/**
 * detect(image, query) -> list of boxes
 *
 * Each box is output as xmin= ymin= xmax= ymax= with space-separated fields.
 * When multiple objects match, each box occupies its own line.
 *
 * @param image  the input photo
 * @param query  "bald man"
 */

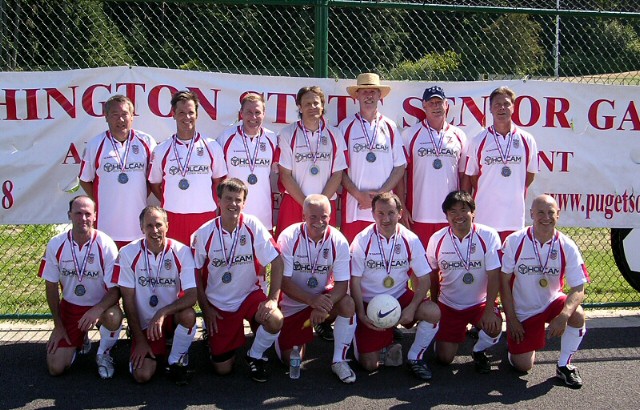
xmin=500 ymin=195 xmax=589 ymax=388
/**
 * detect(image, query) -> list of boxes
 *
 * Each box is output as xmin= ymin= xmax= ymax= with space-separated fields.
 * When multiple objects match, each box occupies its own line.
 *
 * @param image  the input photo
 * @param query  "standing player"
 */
xmin=426 ymin=191 xmax=502 ymax=373
xmin=217 ymin=93 xmax=277 ymax=232
xmin=192 ymin=178 xmax=284 ymax=382
xmin=500 ymin=195 xmax=588 ymax=388
xmin=464 ymin=86 xmax=538 ymax=242
xmin=276 ymin=194 xmax=357 ymax=383
xmin=149 ymin=90 xmax=227 ymax=246
xmin=79 ymin=94 xmax=156 ymax=248
xmin=350 ymin=192 xmax=440 ymax=380
xmin=38 ymin=196 xmax=122 ymax=378
xmin=276 ymin=86 xmax=347 ymax=236
xmin=114 ymin=206 xmax=198 ymax=385
xmin=339 ymin=73 xmax=406 ymax=243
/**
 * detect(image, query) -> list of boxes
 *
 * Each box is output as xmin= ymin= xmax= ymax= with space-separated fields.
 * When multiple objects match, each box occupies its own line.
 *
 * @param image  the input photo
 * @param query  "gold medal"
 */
xmin=539 ymin=278 xmax=548 ymax=288
xmin=383 ymin=276 xmax=395 ymax=288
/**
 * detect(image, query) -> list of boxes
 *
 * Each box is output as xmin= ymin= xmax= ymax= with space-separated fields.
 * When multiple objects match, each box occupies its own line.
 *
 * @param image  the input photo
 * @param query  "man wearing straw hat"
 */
xmin=339 ymin=73 xmax=406 ymax=243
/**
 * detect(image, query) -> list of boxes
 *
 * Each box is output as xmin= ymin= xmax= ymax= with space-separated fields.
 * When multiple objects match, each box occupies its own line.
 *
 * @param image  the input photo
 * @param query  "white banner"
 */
xmin=1 ymin=66 xmax=639 ymax=227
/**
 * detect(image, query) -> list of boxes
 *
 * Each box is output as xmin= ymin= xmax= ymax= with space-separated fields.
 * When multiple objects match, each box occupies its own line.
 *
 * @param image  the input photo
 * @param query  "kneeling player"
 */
xmin=115 ymin=206 xmax=198 ymax=385
xmin=426 ymin=191 xmax=502 ymax=373
xmin=350 ymin=192 xmax=440 ymax=381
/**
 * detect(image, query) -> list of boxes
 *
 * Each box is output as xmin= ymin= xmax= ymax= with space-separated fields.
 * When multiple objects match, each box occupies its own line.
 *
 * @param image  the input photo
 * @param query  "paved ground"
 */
xmin=1 ymin=310 xmax=638 ymax=409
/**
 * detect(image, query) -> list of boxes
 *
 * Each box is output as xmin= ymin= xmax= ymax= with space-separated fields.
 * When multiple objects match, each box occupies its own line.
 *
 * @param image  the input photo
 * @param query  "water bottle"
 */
xmin=289 ymin=345 xmax=301 ymax=379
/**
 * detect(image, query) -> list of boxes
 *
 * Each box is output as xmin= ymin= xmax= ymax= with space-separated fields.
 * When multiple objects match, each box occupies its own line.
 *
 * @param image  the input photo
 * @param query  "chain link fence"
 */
xmin=1 ymin=0 xmax=639 ymax=324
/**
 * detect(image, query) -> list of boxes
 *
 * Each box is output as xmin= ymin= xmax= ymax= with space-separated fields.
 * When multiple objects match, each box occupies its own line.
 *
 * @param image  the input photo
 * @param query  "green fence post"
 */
xmin=314 ymin=0 xmax=329 ymax=78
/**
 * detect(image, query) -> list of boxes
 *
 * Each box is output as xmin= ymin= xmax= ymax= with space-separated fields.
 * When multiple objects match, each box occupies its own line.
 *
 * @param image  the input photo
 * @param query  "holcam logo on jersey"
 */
xmin=440 ymin=260 xmax=482 ymax=270
xmin=138 ymin=276 xmax=177 ymax=287
xmin=417 ymin=147 xmax=458 ymax=157
xmin=517 ymin=264 xmax=560 ymax=275
xmin=293 ymin=261 xmax=330 ymax=273
xmin=61 ymin=269 xmax=101 ymax=278
xmin=294 ymin=152 xmax=331 ymax=162
xmin=484 ymin=155 xmax=523 ymax=165
xmin=353 ymin=142 xmax=389 ymax=153
xmin=229 ymin=157 xmax=270 ymax=167
xmin=366 ymin=259 xmax=408 ymax=269
xmin=103 ymin=162 xmax=145 ymax=172
xmin=168 ymin=165 xmax=210 ymax=175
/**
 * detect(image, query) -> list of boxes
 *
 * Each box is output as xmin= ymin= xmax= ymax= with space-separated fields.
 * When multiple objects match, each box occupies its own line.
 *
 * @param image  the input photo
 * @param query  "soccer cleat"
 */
xmin=167 ymin=362 xmax=191 ymax=386
xmin=245 ymin=355 xmax=269 ymax=383
xmin=96 ymin=353 xmax=115 ymax=379
xmin=382 ymin=343 xmax=403 ymax=367
xmin=79 ymin=334 xmax=92 ymax=355
xmin=407 ymin=359 xmax=433 ymax=381
xmin=556 ymin=364 xmax=583 ymax=389
xmin=472 ymin=351 xmax=491 ymax=374
xmin=314 ymin=322 xmax=334 ymax=341
xmin=331 ymin=361 xmax=356 ymax=384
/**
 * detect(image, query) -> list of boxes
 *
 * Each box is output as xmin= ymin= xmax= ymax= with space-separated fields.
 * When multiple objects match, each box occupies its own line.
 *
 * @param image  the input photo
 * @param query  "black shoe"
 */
xmin=314 ymin=322 xmax=334 ymax=341
xmin=407 ymin=359 xmax=432 ymax=381
xmin=167 ymin=363 xmax=191 ymax=386
xmin=467 ymin=326 xmax=480 ymax=340
xmin=472 ymin=351 xmax=491 ymax=374
xmin=556 ymin=364 xmax=583 ymax=389
xmin=392 ymin=327 xmax=404 ymax=341
xmin=246 ymin=355 xmax=269 ymax=382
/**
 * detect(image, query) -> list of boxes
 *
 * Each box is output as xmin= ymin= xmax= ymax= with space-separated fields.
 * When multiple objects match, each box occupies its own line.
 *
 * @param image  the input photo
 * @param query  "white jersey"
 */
xmin=350 ymin=223 xmax=429 ymax=303
xmin=114 ymin=238 xmax=196 ymax=330
xmin=217 ymin=124 xmax=277 ymax=228
xmin=192 ymin=213 xmax=280 ymax=312
xmin=426 ymin=223 xmax=501 ymax=310
xmin=402 ymin=121 xmax=467 ymax=223
xmin=501 ymin=227 xmax=589 ymax=322
xmin=340 ymin=113 xmax=406 ymax=223
xmin=149 ymin=133 xmax=227 ymax=214
xmin=464 ymin=125 xmax=538 ymax=231
xmin=277 ymin=222 xmax=350 ymax=317
xmin=38 ymin=229 xmax=118 ymax=307
xmin=277 ymin=119 xmax=347 ymax=200
xmin=79 ymin=130 xmax=156 ymax=241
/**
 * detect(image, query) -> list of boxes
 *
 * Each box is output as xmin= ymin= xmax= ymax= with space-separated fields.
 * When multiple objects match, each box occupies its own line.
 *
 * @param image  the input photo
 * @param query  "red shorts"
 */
xmin=411 ymin=222 xmax=448 ymax=250
xmin=507 ymin=295 xmax=567 ymax=355
xmin=58 ymin=299 xmax=91 ymax=348
xmin=436 ymin=302 xmax=500 ymax=344
xmin=276 ymin=194 xmax=337 ymax=238
xmin=166 ymin=211 xmax=216 ymax=246
xmin=207 ymin=289 xmax=265 ymax=357
xmin=131 ymin=315 xmax=176 ymax=357
xmin=355 ymin=291 xmax=415 ymax=354
xmin=277 ymin=307 xmax=315 ymax=352
xmin=340 ymin=220 xmax=373 ymax=244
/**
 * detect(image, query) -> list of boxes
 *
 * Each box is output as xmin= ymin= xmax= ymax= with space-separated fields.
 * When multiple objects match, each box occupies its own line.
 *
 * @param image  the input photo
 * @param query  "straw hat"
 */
xmin=347 ymin=73 xmax=391 ymax=99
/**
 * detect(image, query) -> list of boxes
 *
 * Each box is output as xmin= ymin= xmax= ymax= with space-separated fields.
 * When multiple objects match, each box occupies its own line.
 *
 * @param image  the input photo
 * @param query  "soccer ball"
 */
xmin=366 ymin=294 xmax=401 ymax=329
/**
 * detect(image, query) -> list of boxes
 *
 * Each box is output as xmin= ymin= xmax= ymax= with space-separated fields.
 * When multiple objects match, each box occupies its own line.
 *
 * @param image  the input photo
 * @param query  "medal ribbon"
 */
xmin=374 ymin=225 xmax=400 ymax=278
xmin=238 ymin=125 xmax=263 ymax=175
xmin=357 ymin=112 xmax=380 ymax=152
xmin=531 ymin=227 xmax=558 ymax=275
xmin=171 ymin=132 xmax=199 ymax=179
xmin=490 ymin=126 xmax=514 ymax=166
xmin=216 ymin=217 xmax=241 ymax=274
xmin=423 ymin=120 xmax=446 ymax=157
xmin=142 ymin=239 xmax=169 ymax=294
xmin=300 ymin=118 xmax=325 ymax=167
xmin=67 ymin=230 xmax=97 ymax=283
xmin=302 ymin=223 xmax=331 ymax=281
xmin=447 ymin=225 xmax=475 ymax=272
xmin=106 ymin=130 xmax=133 ymax=174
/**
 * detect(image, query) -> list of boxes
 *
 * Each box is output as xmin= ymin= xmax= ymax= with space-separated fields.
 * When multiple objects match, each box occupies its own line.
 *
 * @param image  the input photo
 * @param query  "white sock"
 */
xmin=248 ymin=325 xmax=279 ymax=360
xmin=473 ymin=329 xmax=501 ymax=352
xmin=407 ymin=321 xmax=439 ymax=361
xmin=332 ymin=315 xmax=356 ymax=363
xmin=558 ymin=325 xmax=586 ymax=367
xmin=97 ymin=324 xmax=122 ymax=355
xmin=168 ymin=324 xmax=197 ymax=365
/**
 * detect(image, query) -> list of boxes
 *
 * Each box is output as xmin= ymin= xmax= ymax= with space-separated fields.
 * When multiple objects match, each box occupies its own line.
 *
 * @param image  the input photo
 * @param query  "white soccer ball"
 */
xmin=366 ymin=294 xmax=401 ymax=329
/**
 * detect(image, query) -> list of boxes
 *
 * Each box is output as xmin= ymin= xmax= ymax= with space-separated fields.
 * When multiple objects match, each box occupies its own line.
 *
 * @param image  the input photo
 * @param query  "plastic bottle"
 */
xmin=289 ymin=345 xmax=301 ymax=379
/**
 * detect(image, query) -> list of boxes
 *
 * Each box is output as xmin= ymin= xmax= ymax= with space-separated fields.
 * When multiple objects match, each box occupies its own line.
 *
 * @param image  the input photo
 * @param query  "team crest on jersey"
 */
xmin=470 ymin=243 xmax=477 ymax=254
xmin=513 ymin=138 xmax=520 ymax=149
xmin=550 ymin=249 xmax=558 ymax=260
xmin=132 ymin=144 xmax=139 ymax=155
xmin=394 ymin=244 xmax=401 ymax=254
xmin=321 ymin=136 xmax=328 ymax=145
xmin=197 ymin=147 xmax=204 ymax=156
xmin=260 ymin=142 xmax=266 ymax=152
xmin=164 ymin=259 xmax=172 ymax=270
xmin=322 ymin=248 xmax=329 ymax=259
xmin=240 ymin=235 xmax=247 ymax=246
xmin=87 ymin=254 xmax=95 ymax=264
